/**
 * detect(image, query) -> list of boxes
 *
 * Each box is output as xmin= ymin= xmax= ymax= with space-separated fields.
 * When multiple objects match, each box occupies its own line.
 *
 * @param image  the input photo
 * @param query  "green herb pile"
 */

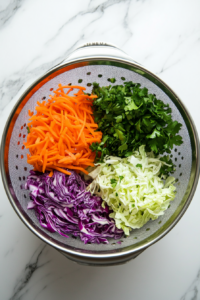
xmin=90 ymin=81 xmax=183 ymax=176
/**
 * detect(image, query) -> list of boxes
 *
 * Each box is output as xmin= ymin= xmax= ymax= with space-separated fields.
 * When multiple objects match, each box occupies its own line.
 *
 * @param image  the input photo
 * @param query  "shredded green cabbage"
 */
xmin=87 ymin=145 xmax=176 ymax=235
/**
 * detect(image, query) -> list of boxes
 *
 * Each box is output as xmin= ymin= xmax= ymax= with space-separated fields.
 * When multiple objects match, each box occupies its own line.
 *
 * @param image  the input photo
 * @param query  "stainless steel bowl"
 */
xmin=1 ymin=42 xmax=199 ymax=266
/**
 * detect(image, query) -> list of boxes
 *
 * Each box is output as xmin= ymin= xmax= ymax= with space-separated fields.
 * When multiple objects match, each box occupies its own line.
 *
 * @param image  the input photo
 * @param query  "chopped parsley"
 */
xmin=136 ymin=164 xmax=142 ymax=168
xmin=110 ymin=178 xmax=117 ymax=188
xmin=90 ymin=81 xmax=183 ymax=176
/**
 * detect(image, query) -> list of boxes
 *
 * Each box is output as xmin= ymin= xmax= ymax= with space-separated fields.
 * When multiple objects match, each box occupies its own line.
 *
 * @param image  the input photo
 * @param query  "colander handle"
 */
xmin=72 ymin=41 xmax=141 ymax=65
xmin=47 ymin=41 xmax=141 ymax=74
xmin=75 ymin=41 xmax=121 ymax=50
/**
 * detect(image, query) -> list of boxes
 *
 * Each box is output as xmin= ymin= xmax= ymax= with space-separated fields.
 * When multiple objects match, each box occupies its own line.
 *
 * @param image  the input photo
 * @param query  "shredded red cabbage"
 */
xmin=22 ymin=170 xmax=123 ymax=244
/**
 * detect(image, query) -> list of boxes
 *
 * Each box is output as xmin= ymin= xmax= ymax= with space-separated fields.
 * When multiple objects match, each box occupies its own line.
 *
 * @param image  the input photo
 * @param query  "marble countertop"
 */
xmin=1 ymin=0 xmax=200 ymax=299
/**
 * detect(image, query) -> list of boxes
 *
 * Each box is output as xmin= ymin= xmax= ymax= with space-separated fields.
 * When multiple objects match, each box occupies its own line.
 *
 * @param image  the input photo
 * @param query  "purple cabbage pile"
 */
xmin=22 ymin=170 xmax=123 ymax=244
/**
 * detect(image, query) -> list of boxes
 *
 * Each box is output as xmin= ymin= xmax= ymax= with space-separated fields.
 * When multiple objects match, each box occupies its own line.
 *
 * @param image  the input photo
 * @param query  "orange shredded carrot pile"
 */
xmin=24 ymin=84 xmax=102 ymax=176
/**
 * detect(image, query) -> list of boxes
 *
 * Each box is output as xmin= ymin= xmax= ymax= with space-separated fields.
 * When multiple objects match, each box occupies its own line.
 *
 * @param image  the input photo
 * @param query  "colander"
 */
xmin=1 ymin=42 xmax=199 ymax=266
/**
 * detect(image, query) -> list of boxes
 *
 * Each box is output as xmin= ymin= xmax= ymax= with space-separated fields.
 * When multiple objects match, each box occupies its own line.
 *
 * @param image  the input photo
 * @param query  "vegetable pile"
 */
xmin=87 ymin=145 xmax=176 ymax=235
xmin=23 ymin=80 xmax=182 ymax=244
xmin=23 ymin=170 xmax=123 ymax=244
xmin=24 ymin=84 xmax=102 ymax=176
xmin=91 ymin=81 xmax=183 ymax=175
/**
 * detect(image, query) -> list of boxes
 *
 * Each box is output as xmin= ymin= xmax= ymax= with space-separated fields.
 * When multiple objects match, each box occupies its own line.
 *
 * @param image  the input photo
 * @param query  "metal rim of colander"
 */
xmin=1 ymin=55 xmax=200 ymax=260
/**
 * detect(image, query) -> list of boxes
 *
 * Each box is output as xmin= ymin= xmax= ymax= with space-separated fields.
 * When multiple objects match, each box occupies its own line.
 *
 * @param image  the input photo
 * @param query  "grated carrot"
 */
xmin=24 ymin=84 xmax=102 ymax=176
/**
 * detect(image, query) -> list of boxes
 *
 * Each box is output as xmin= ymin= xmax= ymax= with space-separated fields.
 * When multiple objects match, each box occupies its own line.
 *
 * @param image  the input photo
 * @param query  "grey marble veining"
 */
xmin=0 ymin=0 xmax=200 ymax=300
xmin=181 ymin=270 xmax=200 ymax=300
xmin=9 ymin=245 xmax=47 ymax=300
xmin=0 ymin=0 xmax=149 ymax=113
xmin=0 ymin=0 xmax=25 ymax=29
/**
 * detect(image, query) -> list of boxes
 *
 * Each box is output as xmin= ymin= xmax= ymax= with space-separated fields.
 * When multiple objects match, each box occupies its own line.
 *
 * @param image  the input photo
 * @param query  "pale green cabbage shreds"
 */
xmin=87 ymin=145 xmax=176 ymax=235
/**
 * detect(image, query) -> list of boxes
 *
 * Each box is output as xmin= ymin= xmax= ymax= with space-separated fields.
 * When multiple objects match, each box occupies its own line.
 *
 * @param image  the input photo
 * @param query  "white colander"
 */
xmin=1 ymin=42 xmax=199 ymax=266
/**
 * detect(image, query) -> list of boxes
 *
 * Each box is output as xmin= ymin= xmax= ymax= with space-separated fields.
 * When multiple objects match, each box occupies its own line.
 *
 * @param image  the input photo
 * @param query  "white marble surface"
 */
xmin=0 ymin=0 xmax=200 ymax=299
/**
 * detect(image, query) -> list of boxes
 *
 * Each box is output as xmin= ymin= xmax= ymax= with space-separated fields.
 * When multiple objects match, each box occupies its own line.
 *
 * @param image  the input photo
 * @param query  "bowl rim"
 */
xmin=1 ymin=55 xmax=200 ymax=260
